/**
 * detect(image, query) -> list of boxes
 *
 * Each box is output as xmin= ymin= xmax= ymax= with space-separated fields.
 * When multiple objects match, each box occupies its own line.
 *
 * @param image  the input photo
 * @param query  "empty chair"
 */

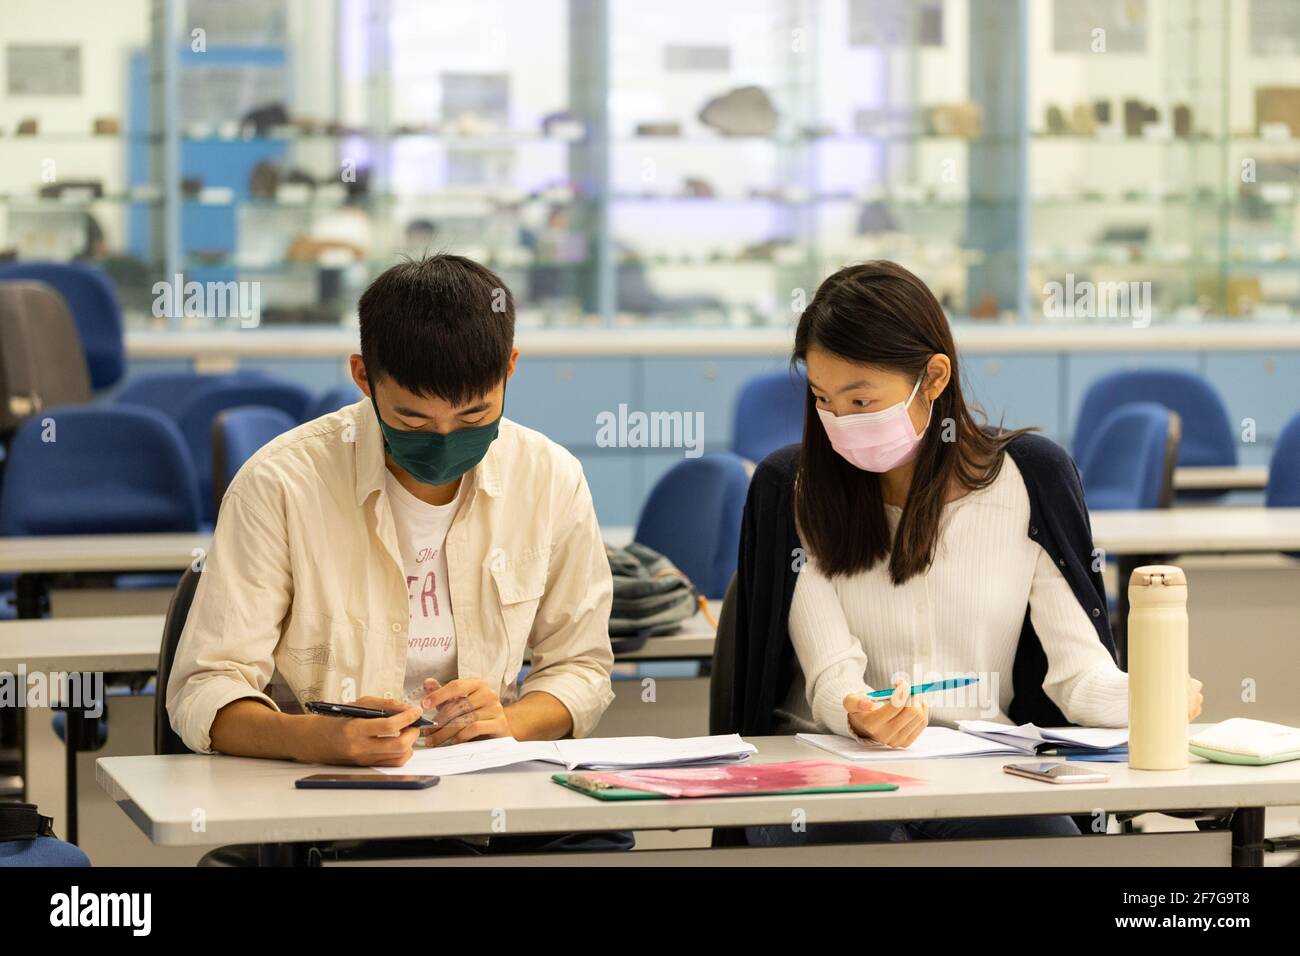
xmin=732 ymin=370 xmax=807 ymax=464
xmin=1078 ymin=403 xmax=1180 ymax=511
xmin=116 ymin=368 xmax=271 ymax=416
xmin=633 ymin=453 xmax=750 ymax=599
xmin=212 ymin=406 xmax=297 ymax=504
xmin=0 ymin=405 xmax=201 ymax=535
xmin=1073 ymin=369 xmax=1234 ymax=498
xmin=0 ymin=281 xmax=93 ymax=436
xmin=306 ymin=382 xmax=363 ymax=420
xmin=1266 ymin=411 xmax=1300 ymax=508
xmin=173 ymin=378 xmax=311 ymax=523
xmin=0 ymin=261 xmax=125 ymax=390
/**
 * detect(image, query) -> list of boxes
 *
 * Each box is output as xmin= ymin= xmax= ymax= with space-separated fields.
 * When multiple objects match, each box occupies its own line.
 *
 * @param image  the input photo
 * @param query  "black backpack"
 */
xmin=606 ymin=541 xmax=703 ymax=651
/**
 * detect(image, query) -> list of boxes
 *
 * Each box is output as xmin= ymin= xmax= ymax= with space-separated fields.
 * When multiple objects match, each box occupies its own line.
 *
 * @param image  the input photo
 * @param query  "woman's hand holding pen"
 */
xmin=843 ymin=679 xmax=929 ymax=748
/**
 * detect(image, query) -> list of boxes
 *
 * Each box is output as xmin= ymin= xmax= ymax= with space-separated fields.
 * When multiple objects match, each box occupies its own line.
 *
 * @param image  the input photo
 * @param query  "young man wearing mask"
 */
xmin=167 ymin=254 xmax=615 ymax=768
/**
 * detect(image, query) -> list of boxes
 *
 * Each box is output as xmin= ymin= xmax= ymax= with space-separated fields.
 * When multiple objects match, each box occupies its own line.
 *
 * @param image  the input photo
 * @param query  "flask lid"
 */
xmin=1128 ymin=564 xmax=1186 ymax=588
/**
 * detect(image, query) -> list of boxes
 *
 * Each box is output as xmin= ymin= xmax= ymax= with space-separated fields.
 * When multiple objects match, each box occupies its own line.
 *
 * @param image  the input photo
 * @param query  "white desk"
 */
xmin=96 ymin=730 xmax=1295 ymax=866
xmin=0 ymin=608 xmax=715 ymax=674
xmin=1173 ymin=466 xmax=1269 ymax=494
xmin=0 ymin=606 xmax=713 ymax=848
xmin=1090 ymin=507 xmax=1300 ymax=667
xmin=1090 ymin=507 xmax=1300 ymax=555
xmin=0 ymin=533 xmax=211 ymax=575
xmin=0 ymin=615 xmax=163 ymax=673
xmin=0 ymin=533 xmax=210 ymax=619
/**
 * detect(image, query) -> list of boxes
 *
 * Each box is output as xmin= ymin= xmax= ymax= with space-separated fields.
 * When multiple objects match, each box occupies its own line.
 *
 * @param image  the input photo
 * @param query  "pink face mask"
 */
xmin=817 ymin=373 xmax=932 ymax=473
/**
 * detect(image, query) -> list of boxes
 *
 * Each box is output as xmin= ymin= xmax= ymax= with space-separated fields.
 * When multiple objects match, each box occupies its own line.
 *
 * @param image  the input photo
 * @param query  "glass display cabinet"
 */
xmin=2 ymin=0 xmax=1297 ymax=330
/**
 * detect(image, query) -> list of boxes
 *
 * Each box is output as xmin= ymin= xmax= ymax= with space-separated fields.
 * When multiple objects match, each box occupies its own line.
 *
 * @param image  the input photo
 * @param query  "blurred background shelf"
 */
xmin=2 ymin=0 xmax=1296 ymax=331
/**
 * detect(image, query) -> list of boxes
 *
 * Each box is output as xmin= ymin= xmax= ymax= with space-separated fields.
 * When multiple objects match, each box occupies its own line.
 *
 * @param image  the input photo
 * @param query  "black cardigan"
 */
xmin=728 ymin=432 xmax=1118 ymax=735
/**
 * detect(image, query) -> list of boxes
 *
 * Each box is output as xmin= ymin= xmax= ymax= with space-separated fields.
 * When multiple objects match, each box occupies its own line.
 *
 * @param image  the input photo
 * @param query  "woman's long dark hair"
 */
xmin=793 ymin=261 xmax=1032 ymax=585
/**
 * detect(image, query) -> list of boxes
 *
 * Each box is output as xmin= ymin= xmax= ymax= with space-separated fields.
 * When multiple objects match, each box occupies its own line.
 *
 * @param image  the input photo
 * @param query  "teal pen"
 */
xmin=865 ymin=677 xmax=979 ymax=699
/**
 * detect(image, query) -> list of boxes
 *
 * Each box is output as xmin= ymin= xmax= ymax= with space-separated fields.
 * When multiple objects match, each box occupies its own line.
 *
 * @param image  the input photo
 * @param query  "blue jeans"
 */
xmin=746 ymin=814 xmax=1080 ymax=846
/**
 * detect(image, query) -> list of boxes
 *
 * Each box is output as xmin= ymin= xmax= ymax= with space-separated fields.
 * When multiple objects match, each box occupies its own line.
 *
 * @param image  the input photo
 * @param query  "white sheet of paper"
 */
xmin=372 ymin=737 xmax=555 ymax=776
xmin=373 ymin=733 xmax=757 ymax=775
xmin=553 ymin=734 xmax=756 ymax=769
xmin=797 ymin=727 xmax=1024 ymax=761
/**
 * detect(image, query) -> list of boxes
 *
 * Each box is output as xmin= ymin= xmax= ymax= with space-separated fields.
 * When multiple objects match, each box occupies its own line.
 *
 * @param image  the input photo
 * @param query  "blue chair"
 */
xmin=0 ymin=405 xmax=201 ymax=535
xmin=0 ymin=836 xmax=90 ymax=867
xmin=1073 ymin=369 xmax=1235 ymax=498
xmin=212 ymin=406 xmax=298 ymax=504
xmin=1078 ymin=403 xmax=1180 ymax=511
xmin=174 ymin=379 xmax=311 ymax=523
xmin=1266 ymin=411 xmax=1300 ymax=508
xmin=0 ymin=261 xmax=124 ymax=390
xmin=732 ymin=370 xmax=807 ymax=464
xmin=633 ymin=453 xmax=750 ymax=599
xmin=306 ymin=382 xmax=363 ymax=420
xmin=115 ymin=369 xmax=271 ymax=416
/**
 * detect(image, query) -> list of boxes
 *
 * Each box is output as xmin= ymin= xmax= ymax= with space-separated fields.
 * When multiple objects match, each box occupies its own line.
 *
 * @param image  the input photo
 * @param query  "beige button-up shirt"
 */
xmin=166 ymin=399 xmax=615 ymax=754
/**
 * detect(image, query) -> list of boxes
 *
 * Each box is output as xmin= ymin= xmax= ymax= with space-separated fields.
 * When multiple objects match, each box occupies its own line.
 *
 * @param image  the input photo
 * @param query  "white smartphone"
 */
xmin=1003 ymin=761 xmax=1109 ymax=784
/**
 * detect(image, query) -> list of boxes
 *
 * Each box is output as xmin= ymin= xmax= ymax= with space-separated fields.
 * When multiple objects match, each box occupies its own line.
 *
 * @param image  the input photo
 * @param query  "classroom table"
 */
xmin=95 ymin=729 xmax=1299 ymax=866
xmin=1089 ymin=507 xmax=1300 ymax=666
xmin=0 ymin=533 xmax=211 ymax=618
xmin=0 ymin=607 xmax=717 ymax=846
xmin=1172 ymin=466 xmax=1269 ymax=494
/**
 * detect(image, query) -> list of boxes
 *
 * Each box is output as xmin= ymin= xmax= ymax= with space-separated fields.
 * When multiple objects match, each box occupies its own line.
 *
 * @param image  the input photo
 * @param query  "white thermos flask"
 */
xmin=1127 ymin=565 xmax=1189 ymax=770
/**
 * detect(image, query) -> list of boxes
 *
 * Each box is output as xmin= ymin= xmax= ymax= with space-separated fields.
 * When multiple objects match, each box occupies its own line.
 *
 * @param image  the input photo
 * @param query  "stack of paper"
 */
xmin=373 ymin=734 xmax=757 ymax=777
xmin=797 ymin=723 xmax=1128 ymax=762
xmin=797 ymin=727 xmax=1027 ymax=761
xmin=955 ymin=720 xmax=1128 ymax=755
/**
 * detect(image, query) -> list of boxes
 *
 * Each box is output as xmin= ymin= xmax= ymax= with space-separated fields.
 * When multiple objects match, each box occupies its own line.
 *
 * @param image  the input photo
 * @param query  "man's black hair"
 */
xmin=359 ymin=254 xmax=515 ymax=405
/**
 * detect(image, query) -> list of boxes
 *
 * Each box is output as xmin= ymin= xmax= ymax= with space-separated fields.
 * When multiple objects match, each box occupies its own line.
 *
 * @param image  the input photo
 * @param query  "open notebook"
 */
xmin=372 ymin=734 xmax=757 ymax=776
xmin=798 ymin=722 xmax=1128 ymax=762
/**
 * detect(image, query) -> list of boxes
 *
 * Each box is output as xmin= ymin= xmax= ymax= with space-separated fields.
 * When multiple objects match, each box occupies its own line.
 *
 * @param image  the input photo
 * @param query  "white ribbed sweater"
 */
xmin=779 ymin=455 xmax=1130 ymax=738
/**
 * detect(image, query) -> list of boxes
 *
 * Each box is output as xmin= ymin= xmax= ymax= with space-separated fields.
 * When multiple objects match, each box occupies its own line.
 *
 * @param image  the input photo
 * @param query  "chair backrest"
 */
xmin=732 ymin=370 xmax=806 ymax=464
xmin=156 ymin=565 xmax=202 ymax=755
xmin=633 ymin=452 xmax=750 ymax=599
xmin=212 ymin=406 xmax=297 ymax=504
xmin=1266 ymin=411 xmax=1300 ymax=508
xmin=1078 ymin=402 xmax=1180 ymax=511
xmin=708 ymin=573 xmax=739 ymax=736
xmin=1073 ymin=368 xmax=1235 ymax=474
xmin=0 ymin=405 xmax=201 ymax=535
xmin=0 ymin=280 xmax=93 ymax=435
xmin=115 ymin=369 xmax=271 ymax=416
xmin=174 ymin=379 xmax=311 ymax=522
xmin=0 ymin=261 xmax=125 ymax=390
xmin=306 ymin=383 xmax=363 ymax=421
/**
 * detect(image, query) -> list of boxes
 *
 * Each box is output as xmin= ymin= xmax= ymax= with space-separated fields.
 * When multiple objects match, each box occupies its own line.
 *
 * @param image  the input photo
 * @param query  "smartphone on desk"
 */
xmin=1003 ymin=762 xmax=1109 ymax=784
xmin=296 ymin=774 xmax=440 ymax=790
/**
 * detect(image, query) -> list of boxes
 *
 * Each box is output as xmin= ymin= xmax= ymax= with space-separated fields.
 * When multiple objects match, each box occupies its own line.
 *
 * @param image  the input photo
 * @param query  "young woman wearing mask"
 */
xmin=731 ymin=260 xmax=1202 ymax=846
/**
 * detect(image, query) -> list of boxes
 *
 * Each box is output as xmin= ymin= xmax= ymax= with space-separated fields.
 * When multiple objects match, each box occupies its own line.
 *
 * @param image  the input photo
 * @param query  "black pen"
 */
xmin=304 ymin=700 xmax=438 ymax=728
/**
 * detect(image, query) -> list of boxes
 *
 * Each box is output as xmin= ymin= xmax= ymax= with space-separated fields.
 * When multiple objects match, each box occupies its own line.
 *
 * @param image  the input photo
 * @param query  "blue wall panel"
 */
xmin=641 ymin=356 xmax=792 ymax=450
xmin=961 ymin=353 xmax=1063 ymax=441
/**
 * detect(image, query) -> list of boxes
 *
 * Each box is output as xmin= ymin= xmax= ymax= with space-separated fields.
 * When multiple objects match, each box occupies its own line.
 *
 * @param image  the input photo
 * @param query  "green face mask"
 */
xmin=370 ymin=384 xmax=502 ymax=486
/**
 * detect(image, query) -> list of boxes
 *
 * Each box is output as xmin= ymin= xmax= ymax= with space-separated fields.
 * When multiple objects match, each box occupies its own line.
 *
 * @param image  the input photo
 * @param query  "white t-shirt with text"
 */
xmin=385 ymin=470 xmax=460 ymax=706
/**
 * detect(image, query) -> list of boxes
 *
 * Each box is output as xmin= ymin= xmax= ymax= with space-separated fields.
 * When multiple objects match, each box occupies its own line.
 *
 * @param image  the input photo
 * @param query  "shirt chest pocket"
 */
xmin=490 ymin=547 xmax=550 ymax=651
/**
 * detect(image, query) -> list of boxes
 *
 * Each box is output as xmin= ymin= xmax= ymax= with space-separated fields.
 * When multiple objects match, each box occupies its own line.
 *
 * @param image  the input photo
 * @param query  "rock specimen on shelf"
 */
xmin=698 ymin=85 xmax=778 ymax=137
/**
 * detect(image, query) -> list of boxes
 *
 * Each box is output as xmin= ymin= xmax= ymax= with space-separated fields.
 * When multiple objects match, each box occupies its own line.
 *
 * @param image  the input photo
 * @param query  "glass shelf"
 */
xmin=5 ymin=0 xmax=1299 ymax=331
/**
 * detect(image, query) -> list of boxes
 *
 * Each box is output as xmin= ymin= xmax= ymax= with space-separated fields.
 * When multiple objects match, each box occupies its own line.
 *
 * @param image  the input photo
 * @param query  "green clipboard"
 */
xmin=551 ymin=773 xmax=899 ymax=800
